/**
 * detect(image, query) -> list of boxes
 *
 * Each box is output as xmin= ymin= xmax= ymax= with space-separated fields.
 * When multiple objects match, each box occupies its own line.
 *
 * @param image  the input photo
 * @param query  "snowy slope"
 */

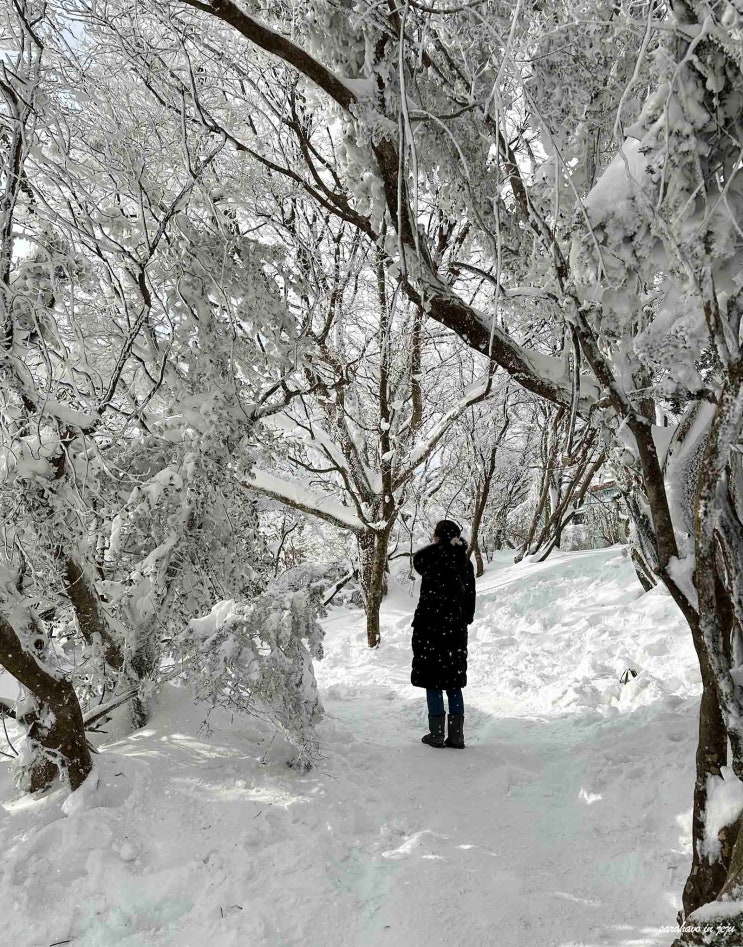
xmin=0 ymin=547 xmax=702 ymax=947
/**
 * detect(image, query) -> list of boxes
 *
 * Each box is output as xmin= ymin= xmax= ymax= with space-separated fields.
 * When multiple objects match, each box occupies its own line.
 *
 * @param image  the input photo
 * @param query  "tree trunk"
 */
xmin=64 ymin=557 xmax=124 ymax=672
xmin=48 ymin=439 xmax=125 ymax=676
xmin=22 ymin=681 xmax=92 ymax=793
xmin=471 ymin=540 xmax=484 ymax=578
xmin=469 ymin=483 xmax=490 ymax=576
xmin=469 ymin=485 xmax=487 ymax=577
xmin=674 ymin=367 xmax=743 ymax=934
xmin=358 ymin=528 xmax=391 ymax=648
xmin=680 ymin=649 xmax=732 ymax=918
xmin=630 ymin=545 xmax=657 ymax=593
xmin=128 ymin=643 xmax=159 ymax=729
xmin=0 ymin=608 xmax=92 ymax=792
xmin=65 ymin=554 xmax=155 ymax=727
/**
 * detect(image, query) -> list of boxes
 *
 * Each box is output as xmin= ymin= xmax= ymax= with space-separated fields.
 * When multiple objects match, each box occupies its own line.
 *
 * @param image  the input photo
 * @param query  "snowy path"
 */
xmin=1 ymin=547 xmax=702 ymax=946
xmin=312 ymin=548 xmax=698 ymax=946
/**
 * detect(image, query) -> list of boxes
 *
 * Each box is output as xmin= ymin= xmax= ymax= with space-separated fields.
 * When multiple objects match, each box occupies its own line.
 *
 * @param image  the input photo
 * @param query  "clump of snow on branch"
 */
xmin=703 ymin=766 xmax=743 ymax=861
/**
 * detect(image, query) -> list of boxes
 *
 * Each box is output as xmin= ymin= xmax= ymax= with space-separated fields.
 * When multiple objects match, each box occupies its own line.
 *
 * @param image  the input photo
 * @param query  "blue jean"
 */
xmin=426 ymin=688 xmax=464 ymax=716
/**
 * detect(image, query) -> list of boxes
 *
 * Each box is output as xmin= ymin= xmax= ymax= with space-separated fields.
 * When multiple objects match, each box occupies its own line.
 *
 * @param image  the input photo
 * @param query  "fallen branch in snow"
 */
xmin=83 ymin=689 xmax=139 ymax=729
xmin=322 ymin=569 xmax=358 ymax=607
xmin=83 ymin=662 xmax=195 ymax=730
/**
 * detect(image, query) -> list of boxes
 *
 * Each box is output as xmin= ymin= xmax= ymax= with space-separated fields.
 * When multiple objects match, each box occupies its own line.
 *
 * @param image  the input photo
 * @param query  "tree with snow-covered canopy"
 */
xmin=0 ymin=0 xmax=329 ymax=788
xmin=244 ymin=228 xmax=500 ymax=646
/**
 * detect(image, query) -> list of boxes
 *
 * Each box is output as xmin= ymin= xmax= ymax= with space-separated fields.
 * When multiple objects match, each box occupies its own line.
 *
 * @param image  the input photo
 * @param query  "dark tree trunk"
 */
xmin=469 ymin=484 xmax=488 ymax=578
xmin=471 ymin=540 xmax=484 ymax=578
xmin=22 ymin=682 xmax=92 ymax=793
xmin=128 ymin=639 xmax=160 ymax=729
xmin=630 ymin=545 xmax=657 ymax=592
xmin=680 ymin=649 xmax=732 ymax=918
xmin=0 ymin=609 xmax=92 ymax=792
xmin=64 ymin=557 xmax=124 ymax=672
xmin=358 ymin=527 xmax=392 ymax=648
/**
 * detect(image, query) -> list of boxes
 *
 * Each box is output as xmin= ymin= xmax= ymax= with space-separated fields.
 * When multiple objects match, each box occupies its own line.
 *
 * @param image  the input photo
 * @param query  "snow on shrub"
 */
xmin=177 ymin=586 xmax=325 ymax=772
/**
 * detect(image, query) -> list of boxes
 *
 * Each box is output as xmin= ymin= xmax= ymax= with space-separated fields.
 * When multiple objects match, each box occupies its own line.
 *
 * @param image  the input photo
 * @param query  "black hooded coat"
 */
xmin=411 ymin=539 xmax=476 ymax=690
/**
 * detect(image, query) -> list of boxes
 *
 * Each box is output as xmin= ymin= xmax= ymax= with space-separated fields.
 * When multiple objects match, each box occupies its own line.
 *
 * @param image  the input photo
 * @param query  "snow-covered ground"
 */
xmin=1 ymin=547 xmax=704 ymax=946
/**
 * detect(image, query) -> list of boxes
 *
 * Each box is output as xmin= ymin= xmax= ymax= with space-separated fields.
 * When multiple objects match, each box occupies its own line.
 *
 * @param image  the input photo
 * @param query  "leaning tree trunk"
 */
xmin=0 ymin=607 xmax=92 ymax=792
xmin=630 ymin=545 xmax=657 ymax=593
xmin=532 ymin=447 xmax=605 ymax=563
xmin=63 ymin=556 xmax=124 ymax=673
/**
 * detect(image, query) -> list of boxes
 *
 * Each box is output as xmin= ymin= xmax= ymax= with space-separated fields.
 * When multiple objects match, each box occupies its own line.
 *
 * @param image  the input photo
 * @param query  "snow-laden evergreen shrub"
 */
xmin=176 ymin=585 xmax=325 ymax=771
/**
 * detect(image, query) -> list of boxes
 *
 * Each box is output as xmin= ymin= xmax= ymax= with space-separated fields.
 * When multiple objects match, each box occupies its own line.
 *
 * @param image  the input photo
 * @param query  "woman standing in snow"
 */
xmin=411 ymin=519 xmax=476 ymax=749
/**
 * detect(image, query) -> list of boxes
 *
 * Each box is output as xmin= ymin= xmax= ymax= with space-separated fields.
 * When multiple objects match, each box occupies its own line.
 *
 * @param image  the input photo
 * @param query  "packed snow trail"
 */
xmin=0 ymin=547 xmax=703 ymax=946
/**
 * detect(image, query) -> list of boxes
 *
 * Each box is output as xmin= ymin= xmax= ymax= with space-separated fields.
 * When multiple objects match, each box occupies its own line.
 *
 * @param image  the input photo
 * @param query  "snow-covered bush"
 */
xmin=176 ymin=586 xmax=325 ymax=771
